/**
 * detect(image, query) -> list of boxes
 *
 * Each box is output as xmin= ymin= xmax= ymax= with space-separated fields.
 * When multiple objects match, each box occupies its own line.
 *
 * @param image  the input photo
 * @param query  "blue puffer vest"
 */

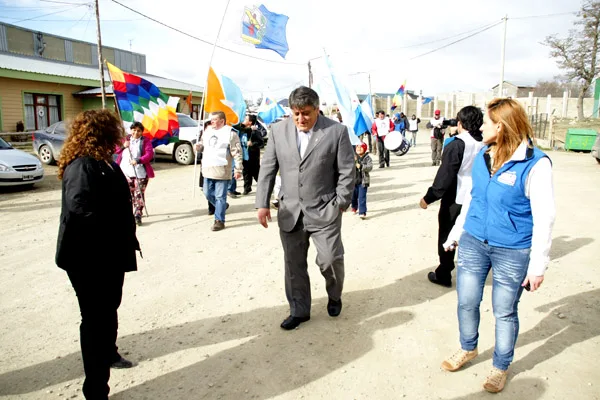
xmin=463 ymin=144 xmax=549 ymax=249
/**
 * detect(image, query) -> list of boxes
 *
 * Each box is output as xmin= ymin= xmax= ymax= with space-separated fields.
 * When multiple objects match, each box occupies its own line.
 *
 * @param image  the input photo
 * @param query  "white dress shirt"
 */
xmin=297 ymin=127 xmax=313 ymax=158
xmin=444 ymin=141 xmax=556 ymax=276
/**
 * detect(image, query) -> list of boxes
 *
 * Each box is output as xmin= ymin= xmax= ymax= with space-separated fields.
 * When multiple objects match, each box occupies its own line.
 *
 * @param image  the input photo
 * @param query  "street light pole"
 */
xmin=94 ymin=0 xmax=106 ymax=108
xmin=498 ymin=15 xmax=508 ymax=98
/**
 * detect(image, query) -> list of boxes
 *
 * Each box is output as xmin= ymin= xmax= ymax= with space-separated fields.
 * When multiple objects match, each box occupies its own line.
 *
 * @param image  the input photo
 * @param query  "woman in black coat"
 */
xmin=56 ymin=109 xmax=141 ymax=400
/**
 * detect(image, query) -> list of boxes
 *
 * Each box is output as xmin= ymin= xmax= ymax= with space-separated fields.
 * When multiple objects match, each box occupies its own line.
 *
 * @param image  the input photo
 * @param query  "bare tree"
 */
xmin=545 ymin=1 xmax=600 ymax=119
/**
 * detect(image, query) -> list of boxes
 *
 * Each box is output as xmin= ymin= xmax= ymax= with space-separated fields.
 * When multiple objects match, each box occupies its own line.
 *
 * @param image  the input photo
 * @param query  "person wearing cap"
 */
xmin=351 ymin=142 xmax=373 ymax=219
xmin=427 ymin=110 xmax=445 ymax=166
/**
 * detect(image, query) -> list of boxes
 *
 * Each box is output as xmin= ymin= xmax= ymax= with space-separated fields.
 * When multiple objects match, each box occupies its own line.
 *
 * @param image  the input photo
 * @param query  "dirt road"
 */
xmin=0 ymin=145 xmax=598 ymax=399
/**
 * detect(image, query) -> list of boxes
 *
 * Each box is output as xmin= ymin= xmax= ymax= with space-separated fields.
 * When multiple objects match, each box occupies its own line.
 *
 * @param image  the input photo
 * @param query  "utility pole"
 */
xmin=308 ymin=61 xmax=313 ymax=88
xmin=498 ymin=15 xmax=508 ymax=98
xmin=368 ymin=73 xmax=374 ymax=111
xmin=95 ymin=0 xmax=106 ymax=108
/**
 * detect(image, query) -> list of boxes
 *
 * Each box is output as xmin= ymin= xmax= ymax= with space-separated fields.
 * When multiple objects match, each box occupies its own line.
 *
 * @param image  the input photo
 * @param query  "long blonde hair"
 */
xmin=487 ymin=98 xmax=533 ymax=173
xmin=57 ymin=109 xmax=124 ymax=179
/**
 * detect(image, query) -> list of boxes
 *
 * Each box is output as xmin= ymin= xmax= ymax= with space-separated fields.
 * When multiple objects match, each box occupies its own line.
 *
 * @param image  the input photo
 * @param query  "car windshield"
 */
xmin=0 ymin=137 xmax=12 ymax=150
xmin=178 ymin=114 xmax=198 ymax=128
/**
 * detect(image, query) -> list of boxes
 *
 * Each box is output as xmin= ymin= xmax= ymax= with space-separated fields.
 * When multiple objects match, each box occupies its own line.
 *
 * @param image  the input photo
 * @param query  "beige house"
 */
xmin=0 ymin=22 xmax=203 ymax=132
xmin=491 ymin=81 xmax=535 ymax=98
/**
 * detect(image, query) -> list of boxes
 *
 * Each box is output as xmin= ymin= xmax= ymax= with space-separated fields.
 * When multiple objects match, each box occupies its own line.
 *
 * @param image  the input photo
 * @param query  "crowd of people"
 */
xmin=55 ymin=88 xmax=555 ymax=398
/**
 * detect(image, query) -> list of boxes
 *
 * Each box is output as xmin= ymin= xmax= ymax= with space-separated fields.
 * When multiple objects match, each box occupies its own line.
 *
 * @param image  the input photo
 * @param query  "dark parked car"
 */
xmin=32 ymin=121 xmax=66 ymax=165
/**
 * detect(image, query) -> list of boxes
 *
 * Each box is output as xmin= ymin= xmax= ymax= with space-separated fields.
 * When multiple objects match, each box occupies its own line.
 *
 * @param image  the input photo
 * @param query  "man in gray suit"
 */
xmin=255 ymin=86 xmax=355 ymax=330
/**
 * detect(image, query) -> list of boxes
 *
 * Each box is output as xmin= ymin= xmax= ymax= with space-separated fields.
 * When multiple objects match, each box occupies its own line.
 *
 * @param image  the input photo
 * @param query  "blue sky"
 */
xmin=0 ymin=0 xmax=581 ymax=102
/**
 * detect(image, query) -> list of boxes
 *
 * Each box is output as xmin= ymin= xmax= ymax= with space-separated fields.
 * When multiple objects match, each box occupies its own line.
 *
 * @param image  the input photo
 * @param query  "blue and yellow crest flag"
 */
xmin=241 ymin=4 xmax=289 ymax=59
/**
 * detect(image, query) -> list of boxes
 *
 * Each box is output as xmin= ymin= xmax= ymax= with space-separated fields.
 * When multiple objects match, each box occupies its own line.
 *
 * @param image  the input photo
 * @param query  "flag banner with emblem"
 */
xmin=106 ymin=62 xmax=180 ymax=147
xmin=422 ymin=96 xmax=433 ymax=105
xmin=241 ymin=4 xmax=289 ymax=58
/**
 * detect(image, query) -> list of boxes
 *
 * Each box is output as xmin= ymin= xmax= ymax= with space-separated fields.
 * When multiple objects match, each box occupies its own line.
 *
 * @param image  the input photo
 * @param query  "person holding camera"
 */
xmin=427 ymin=109 xmax=445 ymax=166
xmin=419 ymin=106 xmax=485 ymax=288
xmin=439 ymin=98 xmax=555 ymax=393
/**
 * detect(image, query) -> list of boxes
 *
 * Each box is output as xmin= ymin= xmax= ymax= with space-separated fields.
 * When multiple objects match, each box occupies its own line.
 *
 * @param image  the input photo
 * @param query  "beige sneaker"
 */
xmin=483 ymin=367 xmax=508 ymax=393
xmin=441 ymin=348 xmax=478 ymax=372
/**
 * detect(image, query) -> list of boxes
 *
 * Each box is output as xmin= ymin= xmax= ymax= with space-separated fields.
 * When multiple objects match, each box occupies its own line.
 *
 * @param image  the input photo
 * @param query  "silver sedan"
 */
xmin=0 ymin=137 xmax=44 ymax=187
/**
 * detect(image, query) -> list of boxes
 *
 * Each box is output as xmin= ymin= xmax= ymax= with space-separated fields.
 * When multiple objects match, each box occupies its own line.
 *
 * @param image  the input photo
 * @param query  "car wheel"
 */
xmin=174 ymin=143 xmax=194 ymax=165
xmin=38 ymin=145 xmax=55 ymax=165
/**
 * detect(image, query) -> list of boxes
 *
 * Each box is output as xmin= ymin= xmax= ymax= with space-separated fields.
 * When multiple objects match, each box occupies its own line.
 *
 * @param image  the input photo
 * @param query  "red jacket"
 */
xmin=371 ymin=118 xmax=395 ymax=138
xmin=115 ymin=135 xmax=155 ymax=178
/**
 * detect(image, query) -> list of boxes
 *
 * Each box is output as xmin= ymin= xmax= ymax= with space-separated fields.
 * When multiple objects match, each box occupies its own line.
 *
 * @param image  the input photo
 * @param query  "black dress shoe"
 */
xmin=110 ymin=356 xmax=134 ymax=369
xmin=280 ymin=315 xmax=310 ymax=330
xmin=427 ymin=272 xmax=452 ymax=288
xmin=327 ymin=298 xmax=342 ymax=317
xmin=243 ymin=189 xmax=252 ymax=195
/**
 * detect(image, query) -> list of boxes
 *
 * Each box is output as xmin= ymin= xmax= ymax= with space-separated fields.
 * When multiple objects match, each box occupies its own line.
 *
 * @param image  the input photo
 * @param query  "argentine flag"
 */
xmin=258 ymin=97 xmax=286 ymax=125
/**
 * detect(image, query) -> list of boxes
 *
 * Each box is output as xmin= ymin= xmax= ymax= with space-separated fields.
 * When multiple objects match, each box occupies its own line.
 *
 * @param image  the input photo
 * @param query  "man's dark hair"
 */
xmin=377 ymin=110 xmax=385 ymax=115
xmin=248 ymin=114 xmax=258 ymax=124
xmin=130 ymin=121 xmax=144 ymax=131
xmin=289 ymin=86 xmax=319 ymax=109
xmin=457 ymin=106 xmax=483 ymax=134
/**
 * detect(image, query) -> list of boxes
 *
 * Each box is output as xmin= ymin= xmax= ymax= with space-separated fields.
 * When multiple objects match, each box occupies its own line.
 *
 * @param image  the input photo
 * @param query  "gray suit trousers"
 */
xmin=279 ymin=213 xmax=345 ymax=318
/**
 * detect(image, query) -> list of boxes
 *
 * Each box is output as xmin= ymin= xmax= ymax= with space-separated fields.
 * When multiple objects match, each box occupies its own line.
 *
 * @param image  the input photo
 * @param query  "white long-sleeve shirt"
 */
xmin=444 ymin=141 xmax=556 ymax=276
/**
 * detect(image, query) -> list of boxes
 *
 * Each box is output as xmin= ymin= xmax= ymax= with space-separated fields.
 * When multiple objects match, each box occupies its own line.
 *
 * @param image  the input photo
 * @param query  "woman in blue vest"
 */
xmin=440 ymin=98 xmax=555 ymax=393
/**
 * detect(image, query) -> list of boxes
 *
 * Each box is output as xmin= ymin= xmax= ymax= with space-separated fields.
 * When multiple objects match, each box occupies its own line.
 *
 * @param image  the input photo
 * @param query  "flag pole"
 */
xmin=106 ymin=61 xmax=149 ymax=217
xmin=192 ymin=0 xmax=232 ymax=198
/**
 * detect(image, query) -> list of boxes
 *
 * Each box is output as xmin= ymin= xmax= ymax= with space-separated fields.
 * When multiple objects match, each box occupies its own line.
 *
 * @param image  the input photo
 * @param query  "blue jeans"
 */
xmin=456 ymin=231 xmax=530 ymax=370
xmin=351 ymin=184 xmax=368 ymax=215
xmin=203 ymin=178 xmax=229 ymax=222
xmin=227 ymin=164 xmax=236 ymax=193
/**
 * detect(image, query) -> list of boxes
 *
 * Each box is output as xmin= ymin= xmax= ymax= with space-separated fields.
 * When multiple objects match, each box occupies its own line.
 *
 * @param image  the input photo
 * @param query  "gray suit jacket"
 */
xmin=255 ymin=115 xmax=355 ymax=232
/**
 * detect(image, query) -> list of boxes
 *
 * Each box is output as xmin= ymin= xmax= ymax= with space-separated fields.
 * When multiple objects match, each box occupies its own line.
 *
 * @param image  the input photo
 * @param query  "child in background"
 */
xmin=351 ymin=142 xmax=373 ymax=219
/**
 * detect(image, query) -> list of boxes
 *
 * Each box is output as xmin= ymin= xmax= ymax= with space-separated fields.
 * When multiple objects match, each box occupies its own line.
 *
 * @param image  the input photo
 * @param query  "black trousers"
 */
xmin=376 ymin=137 xmax=390 ymax=167
xmin=435 ymin=202 xmax=462 ymax=281
xmin=243 ymin=151 xmax=260 ymax=192
xmin=67 ymin=269 xmax=125 ymax=400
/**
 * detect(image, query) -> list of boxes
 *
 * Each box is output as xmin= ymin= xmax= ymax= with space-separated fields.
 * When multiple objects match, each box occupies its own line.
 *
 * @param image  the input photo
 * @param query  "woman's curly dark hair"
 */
xmin=57 ymin=109 xmax=124 ymax=179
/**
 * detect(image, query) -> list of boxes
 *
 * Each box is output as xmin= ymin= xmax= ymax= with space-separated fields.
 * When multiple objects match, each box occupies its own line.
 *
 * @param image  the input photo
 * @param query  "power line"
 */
xmin=409 ymin=20 xmax=504 ymax=61
xmin=109 ymin=0 xmax=306 ymax=66
xmin=512 ymin=11 xmax=578 ymax=20
xmin=39 ymin=0 xmax=91 ymax=4
xmin=4 ymin=3 xmax=88 ymax=24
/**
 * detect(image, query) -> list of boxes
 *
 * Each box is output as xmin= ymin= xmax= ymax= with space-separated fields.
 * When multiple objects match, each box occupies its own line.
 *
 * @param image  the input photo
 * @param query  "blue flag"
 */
xmin=258 ymin=97 xmax=286 ymax=125
xmin=353 ymin=105 xmax=370 ymax=136
xmin=242 ymin=4 xmax=289 ymax=59
xmin=422 ymin=97 xmax=433 ymax=105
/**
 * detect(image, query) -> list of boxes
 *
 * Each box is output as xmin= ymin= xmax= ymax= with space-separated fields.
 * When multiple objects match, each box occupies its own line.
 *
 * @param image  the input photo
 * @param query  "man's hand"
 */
xmin=123 ymin=141 xmax=130 ymax=148
xmin=257 ymin=207 xmax=272 ymax=228
xmin=234 ymin=172 xmax=241 ymax=180
xmin=248 ymin=141 xmax=253 ymax=147
xmin=419 ymin=198 xmax=428 ymax=209
xmin=522 ymin=275 xmax=544 ymax=292
xmin=130 ymin=159 xmax=137 ymax=166
xmin=195 ymin=143 xmax=201 ymax=151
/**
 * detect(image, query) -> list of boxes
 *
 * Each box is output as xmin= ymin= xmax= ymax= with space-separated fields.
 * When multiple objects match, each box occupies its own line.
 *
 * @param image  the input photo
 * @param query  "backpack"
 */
xmin=434 ymin=127 xmax=444 ymax=140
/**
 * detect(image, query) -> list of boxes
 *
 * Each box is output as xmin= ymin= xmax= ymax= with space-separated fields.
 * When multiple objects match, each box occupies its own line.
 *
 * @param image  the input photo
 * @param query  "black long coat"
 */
xmin=56 ymin=156 xmax=140 ymax=272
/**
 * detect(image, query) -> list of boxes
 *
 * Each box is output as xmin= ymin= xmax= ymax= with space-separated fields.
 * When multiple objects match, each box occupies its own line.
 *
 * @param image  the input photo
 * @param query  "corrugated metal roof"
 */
xmin=0 ymin=53 xmax=203 ymax=92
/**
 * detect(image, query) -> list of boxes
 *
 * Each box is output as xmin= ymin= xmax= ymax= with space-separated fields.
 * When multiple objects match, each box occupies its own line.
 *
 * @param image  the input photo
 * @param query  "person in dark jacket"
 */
xmin=419 ymin=106 xmax=485 ymax=287
xmin=241 ymin=114 xmax=264 ymax=195
xmin=56 ymin=109 xmax=140 ymax=400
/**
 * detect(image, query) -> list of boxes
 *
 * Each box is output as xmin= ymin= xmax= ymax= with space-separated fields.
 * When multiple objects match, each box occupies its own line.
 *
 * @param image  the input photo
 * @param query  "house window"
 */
xmin=191 ymin=104 xmax=200 ymax=120
xmin=24 ymin=93 xmax=61 ymax=130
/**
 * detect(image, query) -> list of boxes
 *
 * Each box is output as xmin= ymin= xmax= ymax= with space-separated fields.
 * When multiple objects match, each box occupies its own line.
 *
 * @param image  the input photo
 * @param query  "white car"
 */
xmin=154 ymin=113 xmax=201 ymax=165
xmin=0 ymin=137 xmax=44 ymax=187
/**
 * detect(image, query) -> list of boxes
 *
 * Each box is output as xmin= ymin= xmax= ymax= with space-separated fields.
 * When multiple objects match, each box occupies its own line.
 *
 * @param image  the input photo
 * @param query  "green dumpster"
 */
xmin=565 ymin=129 xmax=598 ymax=151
